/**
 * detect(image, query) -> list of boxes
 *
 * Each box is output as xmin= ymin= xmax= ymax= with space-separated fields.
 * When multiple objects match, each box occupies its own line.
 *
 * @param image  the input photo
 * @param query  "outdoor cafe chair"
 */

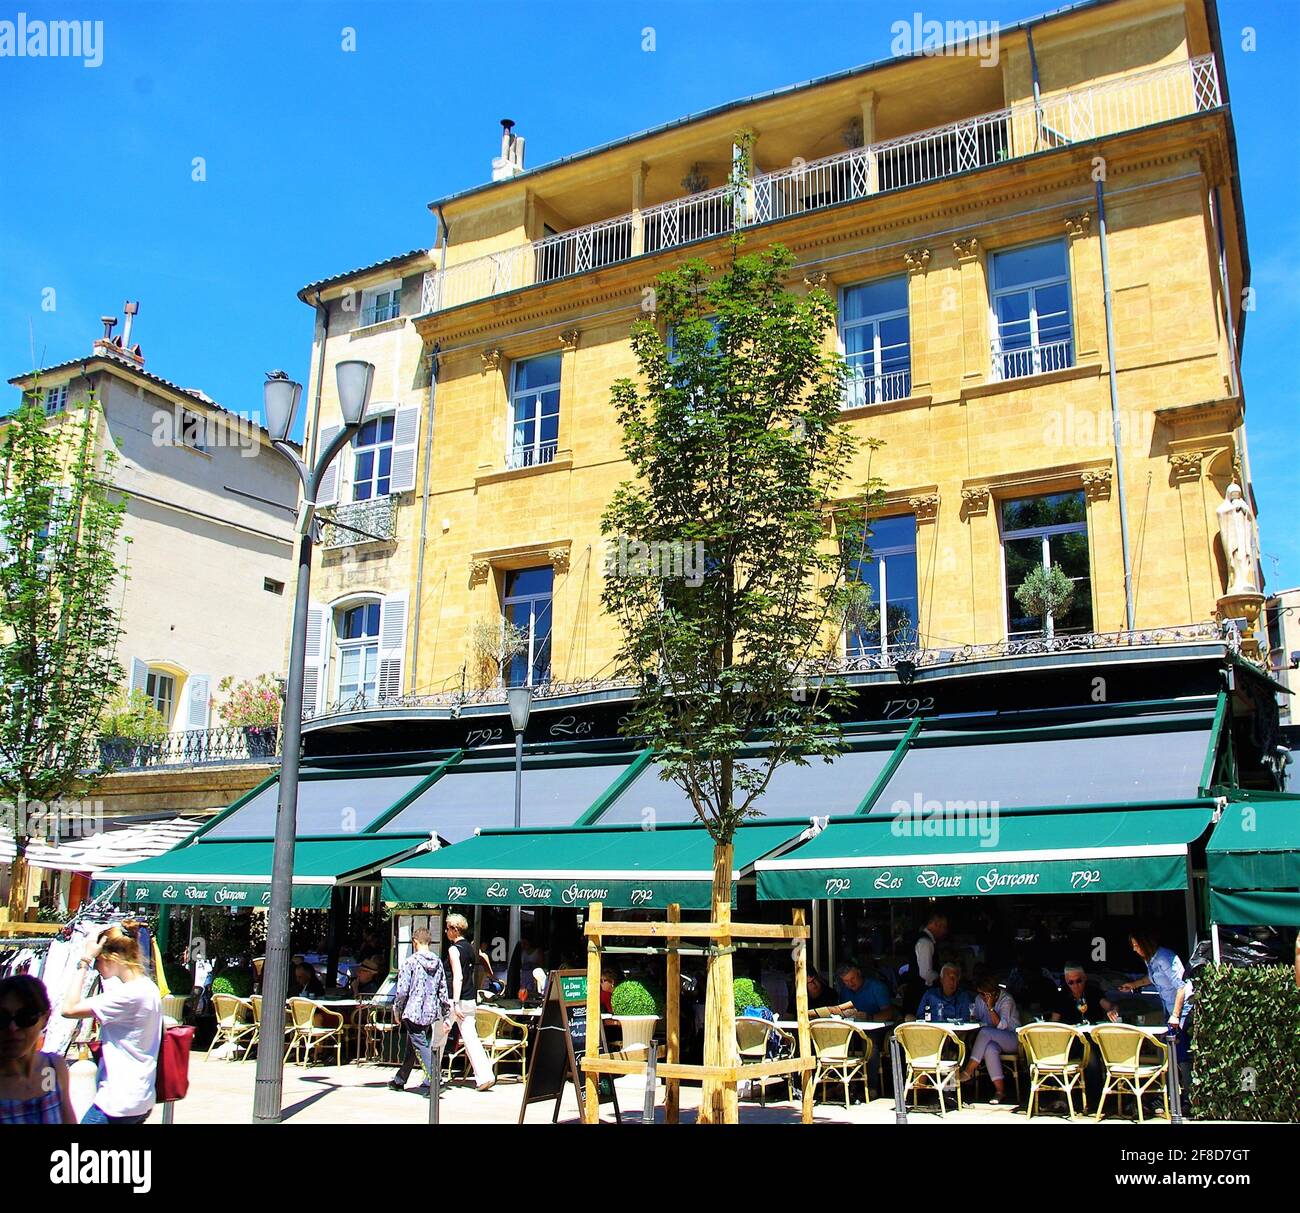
xmin=1091 ymin=1024 xmax=1170 ymax=1123
xmin=209 ymin=994 xmax=256 ymax=1061
xmin=735 ymin=1016 xmax=796 ymax=1106
xmin=480 ymin=1006 xmax=531 ymax=1082
xmin=1018 ymin=1023 xmax=1091 ymax=1120
xmin=895 ymin=1022 xmax=966 ymax=1116
xmin=285 ymin=998 xmax=345 ymax=1067
xmin=360 ymin=1006 xmax=399 ymax=1065
xmin=810 ymin=1019 xmax=874 ymax=1108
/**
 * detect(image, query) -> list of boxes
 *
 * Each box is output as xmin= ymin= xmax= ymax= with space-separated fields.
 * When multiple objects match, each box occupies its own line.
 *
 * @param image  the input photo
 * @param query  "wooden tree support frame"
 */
xmin=581 ymin=902 xmax=816 ymax=1124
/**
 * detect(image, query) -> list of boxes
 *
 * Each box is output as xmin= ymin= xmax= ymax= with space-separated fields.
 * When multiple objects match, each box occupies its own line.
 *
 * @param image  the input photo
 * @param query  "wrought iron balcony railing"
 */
xmin=320 ymin=495 xmax=399 ymax=549
xmin=421 ymin=56 xmax=1221 ymax=315
xmin=990 ymin=336 xmax=1075 ymax=382
xmin=97 ymin=724 xmax=280 ymax=772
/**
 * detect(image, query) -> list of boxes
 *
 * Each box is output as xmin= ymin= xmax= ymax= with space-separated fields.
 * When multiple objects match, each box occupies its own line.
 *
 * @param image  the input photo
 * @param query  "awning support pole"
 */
xmin=1183 ymin=856 xmax=1198 ymax=960
xmin=1211 ymin=922 xmax=1221 ymax=965
xmin=890 ymin=1035 xmax=908 ymax=1124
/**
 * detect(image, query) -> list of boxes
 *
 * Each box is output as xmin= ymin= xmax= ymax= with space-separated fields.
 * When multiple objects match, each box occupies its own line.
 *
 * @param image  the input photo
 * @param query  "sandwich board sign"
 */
xmin=518 ymin=969 xmax=620 ymax=1123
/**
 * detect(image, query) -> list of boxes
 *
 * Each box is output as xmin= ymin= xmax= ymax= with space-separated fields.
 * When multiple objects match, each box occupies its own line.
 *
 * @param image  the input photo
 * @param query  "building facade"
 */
xmin=294 ymin=0 xmax=1263 ymax=722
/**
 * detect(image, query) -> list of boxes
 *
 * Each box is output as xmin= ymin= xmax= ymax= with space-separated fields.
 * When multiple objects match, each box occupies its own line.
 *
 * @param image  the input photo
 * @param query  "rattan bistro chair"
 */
xmin=810 ymin=1020 xmax=874 ymax=1108
xmin=735 ymin=1017 xmax=796 ymax=1106
xmin=1092 ymin=1024 xmax=1171 ymax=1122
xmin=480 ymin=1006 xmax=531 ymax=1082
xmin=895 ymin=1022 xmax=966 ymax=1116
xmin=209 ymin=995 xmax=256 ymax=1061
xmin=1019 ymin=1023 xmax=1091 ymax=1120
xmin=285 ymin=998 xmax=345 ymax=1067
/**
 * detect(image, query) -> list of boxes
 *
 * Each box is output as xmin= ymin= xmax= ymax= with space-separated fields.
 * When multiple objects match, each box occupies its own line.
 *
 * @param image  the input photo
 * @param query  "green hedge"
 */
xmin=1190 ymin=963 xmax=1300 ymax=1122
xmin=733 ymin=977 xmax=772 ymax=1017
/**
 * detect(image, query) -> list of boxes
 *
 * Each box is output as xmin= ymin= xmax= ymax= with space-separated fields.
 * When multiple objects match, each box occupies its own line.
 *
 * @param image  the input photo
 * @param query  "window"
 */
xmin=263 ymin=577 xmax=284 ymax=595
xmin=336 ymin=601 xmax=381 ymax=704
xmin=842 ymin=278 xmax=911 ymax=406
xmin=145 ymin=670 xmax=175 ymax=724
xmin=178 ymin=411 xmax=207 ymax=451
xmin=43 ymin=386 xmax=68 ymax=416
xmin=508 ymin=353 xmax=561 ymax=470
xmin=503 ymin=566 xmax=553 ymax=687
xmin=990 ymin=240 xmax=1073 ymax=380
xmin=360 ymin=282 xmax=401 ymax=327
xmin=1002 ymin=491 xmax=1093 ymax=639
xmin=843 ymin=514 xmax=919 ymax=656
xmin=351 ymin=414 xmax=395 ymax=501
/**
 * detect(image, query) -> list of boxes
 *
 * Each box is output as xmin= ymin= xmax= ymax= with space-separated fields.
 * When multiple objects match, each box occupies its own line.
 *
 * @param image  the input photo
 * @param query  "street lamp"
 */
xmin=506 ymin=685 xmax=533 ymax=967
xmin=252 ymin=360 xmax=374 ymax=1124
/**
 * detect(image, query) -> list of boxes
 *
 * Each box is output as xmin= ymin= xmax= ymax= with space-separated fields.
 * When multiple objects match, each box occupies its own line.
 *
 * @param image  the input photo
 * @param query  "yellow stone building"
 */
xmin=295 ymin=0 xmax=1258 ymax=715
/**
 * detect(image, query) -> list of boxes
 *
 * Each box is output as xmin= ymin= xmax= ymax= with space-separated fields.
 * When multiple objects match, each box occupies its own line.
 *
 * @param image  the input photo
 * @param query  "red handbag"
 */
xmin=156 ymin=1025 xmax=195 ymax=1103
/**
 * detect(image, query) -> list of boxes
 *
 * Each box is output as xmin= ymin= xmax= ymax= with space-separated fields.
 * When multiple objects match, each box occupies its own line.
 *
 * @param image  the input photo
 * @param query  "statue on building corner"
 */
xmin=1216 ymin=483 xmax=1259 ymax=595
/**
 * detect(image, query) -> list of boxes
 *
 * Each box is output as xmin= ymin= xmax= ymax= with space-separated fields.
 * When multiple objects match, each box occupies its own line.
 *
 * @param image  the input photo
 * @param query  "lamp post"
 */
xmin=506 ymin=685 xmax=533 ymax=966
xmin=251 ymin=360 xmax=374 ymax=1124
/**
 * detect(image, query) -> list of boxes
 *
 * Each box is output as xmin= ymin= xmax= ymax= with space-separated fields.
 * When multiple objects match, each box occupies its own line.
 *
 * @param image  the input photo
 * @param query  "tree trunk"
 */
xmin=5 ymin=845 xmax=30 ymax=922
xmin=697 ymin=840 xmax=738 ymax=1124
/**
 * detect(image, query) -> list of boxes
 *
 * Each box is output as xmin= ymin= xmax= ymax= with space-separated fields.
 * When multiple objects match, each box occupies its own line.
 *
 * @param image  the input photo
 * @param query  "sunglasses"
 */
xmin=0 ymin=1008 xmax=42 ymax=1030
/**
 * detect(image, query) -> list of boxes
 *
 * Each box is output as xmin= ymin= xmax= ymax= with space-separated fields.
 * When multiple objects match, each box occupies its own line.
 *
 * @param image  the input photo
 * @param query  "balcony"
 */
xmin=320 ymin=494 xmax=398 ymax=549
xmin=97 ymin=725 xmax=280 ymax=772
xmin=420 ymin=56 xmax=1221 ymax=316
xmin=844 ymin=356 xmax=911 ymax=408
xmin=990 ymin=336 xmax=1074 ymax=382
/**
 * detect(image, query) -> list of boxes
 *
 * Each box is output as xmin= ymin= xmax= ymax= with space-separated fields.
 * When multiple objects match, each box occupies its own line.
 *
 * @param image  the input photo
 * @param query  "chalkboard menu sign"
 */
xmin=518 ymin=969 xmax=620 ymax=1123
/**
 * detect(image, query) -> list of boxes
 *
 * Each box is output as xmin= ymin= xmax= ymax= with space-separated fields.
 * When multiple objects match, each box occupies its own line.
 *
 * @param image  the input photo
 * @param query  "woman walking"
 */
xmin=445 ymin=914 xmax=495 ymax=1091
xmin=61 ymin=925 xmax=162 ymax=1124
xmin=0 ymin=976 xmax=76 ymax=1124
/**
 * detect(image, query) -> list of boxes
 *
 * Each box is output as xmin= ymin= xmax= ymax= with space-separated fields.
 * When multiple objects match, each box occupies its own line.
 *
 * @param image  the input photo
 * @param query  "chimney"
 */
xmin=92 ymin=301 xmax=144 ymax=367
xmin=492 ymin=118 xmax=525 ymax=182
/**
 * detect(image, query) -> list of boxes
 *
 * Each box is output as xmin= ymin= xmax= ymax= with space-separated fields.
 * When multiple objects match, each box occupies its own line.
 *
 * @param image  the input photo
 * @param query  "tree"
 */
xmin=1014 ymin=562 xmax=1075 ymax=639
xmin=601 ymin=238 xmax=871 ymax=1121
xmin=0 ymin=388 xmax=127 ymax=918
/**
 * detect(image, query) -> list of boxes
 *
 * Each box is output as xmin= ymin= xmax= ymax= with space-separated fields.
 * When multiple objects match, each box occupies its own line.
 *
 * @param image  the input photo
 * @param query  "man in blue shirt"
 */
xmin=836 ymin=963 xmax=896 ymax=1020
xmin=916 ymin=963 xmax=974 ymax=1022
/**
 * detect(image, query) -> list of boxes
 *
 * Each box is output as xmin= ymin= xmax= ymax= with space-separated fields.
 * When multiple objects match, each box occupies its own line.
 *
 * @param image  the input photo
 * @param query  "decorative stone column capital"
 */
xmin=469 ymin=558 xmax=492 ymax=584
xmin=1064 ymin=212 xmax=1092 ymax=239
xmin=548 ymin=547 xmax=571 ymax=573
xmin=908 ymin=494 xmax=940 ymax=522
xmin=480 ymin=347 xmax=502 ymax=373
xmin=952 ymin=236 xmax=980 ymax=262
xmin=960 ymin=486 xmax=990 ymax=516
xmin=904 ymin=247 xmax=931 ymax=274
xmin=803 ymin=270 xmax=829 ymax=290
xmin=559 ymin=328 xmax=580 ymax=351
xmin=1081 ymin=468 xmax=1112 ymax=499
xmin=1169 ymin=451 xmax=1206 ymax=481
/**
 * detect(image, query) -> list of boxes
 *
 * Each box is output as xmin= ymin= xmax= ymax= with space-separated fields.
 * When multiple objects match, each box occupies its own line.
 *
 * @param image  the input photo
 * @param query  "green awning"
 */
xmin=755 ymin=806 xmax=1214 ymax=901
xmin=1207 ymin=797 xmax=1300 ymax=925
xmin=94 ymin=836 xmax=427 ymax=910
xmin=1209 ymin=889 xmax=1300 ymax=927
xmin=382 ymin=821 xmax=806 ymax=911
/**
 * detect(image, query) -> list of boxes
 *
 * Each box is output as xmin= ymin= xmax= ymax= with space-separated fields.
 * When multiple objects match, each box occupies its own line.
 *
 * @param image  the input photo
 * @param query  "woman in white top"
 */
xmin=62 ymin=925 xmax=162 ymax=1124
xmin=961 ymin=976 xmax=1022 ymax=1104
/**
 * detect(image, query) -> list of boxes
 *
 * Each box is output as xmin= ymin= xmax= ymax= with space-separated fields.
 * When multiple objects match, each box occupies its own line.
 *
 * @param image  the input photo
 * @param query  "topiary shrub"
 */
xmin=1190 ymin=962 xmax=1300 ymax=1122
xmin=610 ymin=979 xmax=663 ymax=1017
xmin=211 ymin=969 xmax=254 ymax=999
xmin=734 ymin=977 xmax=772 ymax=1017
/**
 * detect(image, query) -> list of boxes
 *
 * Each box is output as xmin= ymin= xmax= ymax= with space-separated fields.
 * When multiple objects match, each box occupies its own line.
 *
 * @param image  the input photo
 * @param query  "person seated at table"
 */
xmin=960 ymin=977 xmax=1022 ymax=1103
xmin=288 ymin=961 xmax=324 ymax=999
xmin=914 ymin=963 xmax=973 ymax=1022
xmin=1050 ymin=963 xmax=1118 ymax=1025
xmin=835 ymin=963 xmax=896 ymax=1021
xmin=805 ymin=970 xmax=850 ymax=1016
xmin=599 ymin=969 xmax=619 ymax=1014
xmin=351 ymin=955 xmax=387 ymax=998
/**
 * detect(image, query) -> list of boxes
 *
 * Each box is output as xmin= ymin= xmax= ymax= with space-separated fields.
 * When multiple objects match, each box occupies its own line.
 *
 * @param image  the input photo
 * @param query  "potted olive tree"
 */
xmin=98 ymin=690 xmax=169 ymax=769
xmin=216 ymin=674 xmax=282 ymax=758
xmin=1014 ymin=564 xmax=1075 ymax=646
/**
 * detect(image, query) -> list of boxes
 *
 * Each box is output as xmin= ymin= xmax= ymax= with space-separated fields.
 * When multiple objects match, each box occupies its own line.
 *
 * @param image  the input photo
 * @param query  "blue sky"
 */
xmin=1 ymin=0 xmax=1296 ymax=584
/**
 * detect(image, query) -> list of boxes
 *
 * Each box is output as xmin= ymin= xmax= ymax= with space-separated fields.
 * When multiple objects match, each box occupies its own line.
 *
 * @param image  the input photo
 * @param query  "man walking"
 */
xmin=388 ymin=927 xmax=450 ymax=1095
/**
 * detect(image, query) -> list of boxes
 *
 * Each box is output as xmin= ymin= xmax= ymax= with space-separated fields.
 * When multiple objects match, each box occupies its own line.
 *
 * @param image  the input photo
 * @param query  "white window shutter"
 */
xmin=388 ymin=406 xmax=421 ymax=494
xmin=316 ymin=426 xmax=342 ymax=507
xmin=377 ymin=591 xmax=409 ymax=701
xmin=301 ymin=603 xmax=331 ymax=715
xmin=186 ymin=675 xmax=211 ymax=730
xmin=129 ymin=658 xmax=149 ymax=694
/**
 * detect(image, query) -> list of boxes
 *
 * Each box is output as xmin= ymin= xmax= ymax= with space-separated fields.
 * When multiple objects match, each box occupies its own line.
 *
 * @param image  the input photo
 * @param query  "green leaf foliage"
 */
xmin=1189 ymin=963 xmax=1300 ymax=1122
xmin=100 ymin=689 xmax=169 ymax=743
xmin=1014 ymin=562 xmax=1075 ymax=624
xmin=0 ymin=387 xmax=127 ymax=809
xmin=610 ymin=979 xmax=663 ymax=1017
xmin=211 ymin=970 xmax=255 ymax=998
xmin=601 ymin=239 xmax=875 ymax=844
xmin=733 ymin=976 xmax=773 ymax=1016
